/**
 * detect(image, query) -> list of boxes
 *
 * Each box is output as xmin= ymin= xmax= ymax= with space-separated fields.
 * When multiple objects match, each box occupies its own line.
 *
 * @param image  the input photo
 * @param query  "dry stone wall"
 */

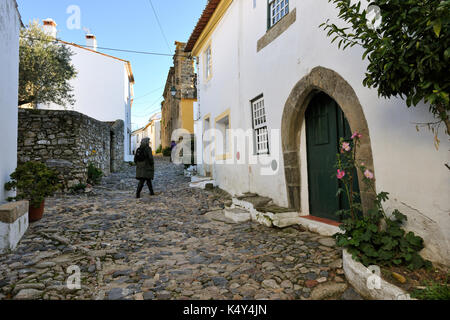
xmin=17 ymin=109 xmax=124 ymax=190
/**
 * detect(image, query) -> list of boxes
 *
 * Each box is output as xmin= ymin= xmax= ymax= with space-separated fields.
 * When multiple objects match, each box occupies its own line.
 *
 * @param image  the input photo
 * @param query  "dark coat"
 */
xmin=135 ymin=146 xmax=154 ymax=180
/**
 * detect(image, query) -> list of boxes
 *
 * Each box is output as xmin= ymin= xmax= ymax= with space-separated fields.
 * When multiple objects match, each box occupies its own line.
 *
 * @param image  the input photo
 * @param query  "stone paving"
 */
xmin=0 ymin=157 xmax=362 ymax=300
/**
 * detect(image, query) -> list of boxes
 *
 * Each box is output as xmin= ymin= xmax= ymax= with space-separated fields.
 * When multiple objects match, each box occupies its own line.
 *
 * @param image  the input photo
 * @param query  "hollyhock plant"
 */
xmin=333 ymin=133 xmax=431 ymax=271
xmin=337 ymin=169 xmax=346 ymax=179
xmin=364 ymin=169 xmax=374 ymax=180
xmin=341 ymin=142 xmax=351 ymax=152
xmin=351 ymin=131 xmax=363 ymax=140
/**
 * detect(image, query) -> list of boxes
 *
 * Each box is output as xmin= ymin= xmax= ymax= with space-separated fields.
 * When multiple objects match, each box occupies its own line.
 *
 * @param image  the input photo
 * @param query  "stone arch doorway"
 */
xmin=281 ymin=66 xmax=376 ymax=215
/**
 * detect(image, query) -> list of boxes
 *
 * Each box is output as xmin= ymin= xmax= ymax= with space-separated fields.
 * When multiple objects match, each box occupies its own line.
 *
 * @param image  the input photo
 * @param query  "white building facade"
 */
xmin=38 ymin=20 xmax=135 ymax=162
xmin=0 ymin=0 xmax=22 ymax=204
xmin=0 ymin=0 xmax=28 ymax=254
xmin=187 ymin=0 xmax=450 ymax=265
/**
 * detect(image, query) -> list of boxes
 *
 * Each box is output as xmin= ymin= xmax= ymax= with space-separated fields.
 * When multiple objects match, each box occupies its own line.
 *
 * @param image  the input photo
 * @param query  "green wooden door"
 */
xmin=306 ymin=92 xmax=356 ymax=221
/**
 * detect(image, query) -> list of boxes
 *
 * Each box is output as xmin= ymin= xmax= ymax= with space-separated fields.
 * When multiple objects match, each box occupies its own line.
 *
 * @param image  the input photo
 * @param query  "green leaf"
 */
xmin=405 ymin=232 xmax=424 ymax=248
xmin=368 ymin=224 xmax=378 ymax=233
xmin=404 ymin=253 xmax=413 ymax=262
xmin=432 ymin=19 xmax=442 ymax=37
xmin=379 ymin=250 xmax=394 ymax=260
xmin=392 ymin=210 xmax=407 ymax=223
xmin=393 ymin=259 xmax=402 ymax=265
xmin=445 ymin=48 xmax=450 ymax=60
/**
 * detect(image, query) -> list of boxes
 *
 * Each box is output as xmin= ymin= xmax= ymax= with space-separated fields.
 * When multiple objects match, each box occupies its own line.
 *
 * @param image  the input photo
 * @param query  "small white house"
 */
xmin=131 ymin=112 xmax=162 ymax=154
xmin=0 ymin=0 xmax=28 ymax=253
xmin=147 ymin=112 xmax=162 ymax=153
xmin=131 ymin=127 xmax=147 ymax=154
xmin=37 ymin=19 xmax=135 ymax=162
xmin=186 ymin=0 xmax=450 ymax=265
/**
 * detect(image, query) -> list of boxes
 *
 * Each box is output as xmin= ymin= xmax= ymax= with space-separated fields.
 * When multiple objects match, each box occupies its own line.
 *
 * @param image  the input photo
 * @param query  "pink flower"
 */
xmin=341 ymin=142 xmax=351 ymax=152
xmin=364 ymin=169 xmax=374 ymax=180
xmin=337 ymin=169 xmax=346 ymax=180
xmin=351 ymin=132 xmax=363 ymax=140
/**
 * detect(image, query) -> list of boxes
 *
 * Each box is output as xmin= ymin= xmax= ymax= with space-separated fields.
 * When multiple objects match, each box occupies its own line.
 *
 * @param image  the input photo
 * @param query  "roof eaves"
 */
xmin=14 ymin=0 xmax=24 ymax=27
xmin=185 ymin=0 xmax=222 ymax=53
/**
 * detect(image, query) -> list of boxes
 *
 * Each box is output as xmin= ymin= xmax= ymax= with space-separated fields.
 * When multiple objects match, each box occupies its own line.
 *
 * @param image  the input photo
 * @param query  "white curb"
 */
xmin=342 ymin=250 xmax=412 ymax=300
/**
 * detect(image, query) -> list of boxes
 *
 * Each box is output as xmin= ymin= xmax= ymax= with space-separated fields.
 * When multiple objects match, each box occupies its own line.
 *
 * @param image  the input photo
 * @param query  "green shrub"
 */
xmin=87 ymin=163 xmax=103 ymax=185
xmin=162 ymin=147 xmax=172 ymax=157
xmin=156 ymin=145 xmax=162 ymax=154
xmin=4 ymin=162 xmax=61 ymax=209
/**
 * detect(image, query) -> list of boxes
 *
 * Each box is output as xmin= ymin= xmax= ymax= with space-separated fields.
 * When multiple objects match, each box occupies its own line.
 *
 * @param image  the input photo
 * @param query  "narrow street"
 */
xmin=0 ymin=157 xmax=361 ymax=300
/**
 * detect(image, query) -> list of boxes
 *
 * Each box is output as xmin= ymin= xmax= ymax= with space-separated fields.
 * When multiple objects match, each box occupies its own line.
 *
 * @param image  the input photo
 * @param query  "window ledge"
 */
xmin=257 ymin=8 xmax=297 ymax=52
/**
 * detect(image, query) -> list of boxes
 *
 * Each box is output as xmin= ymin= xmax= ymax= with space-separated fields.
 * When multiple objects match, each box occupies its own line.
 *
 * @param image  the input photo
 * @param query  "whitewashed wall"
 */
xmin=39 ymin=46 xmax=134 ymax=162
xmin=0 ymin=0 xmax=21 ymax=203
xmin=131 ymin=134 xmax=137 ymax=155
xmin=194 ymin=0 xmax=450 ymax=264
xmin=132 ymin=128 xmax=146 ymax=153
xmin=151 ymin=120 xmax=162 ymax=152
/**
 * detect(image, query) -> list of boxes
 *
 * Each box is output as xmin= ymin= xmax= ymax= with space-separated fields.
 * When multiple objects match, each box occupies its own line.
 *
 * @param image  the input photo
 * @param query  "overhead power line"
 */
xmin=133 ymin=85 xmax=165 ymax=100
xmin=132 ymin=95 xmax=163 ymax=117
xmin=20 ymin=35 xmax=178 ymax=57
xmin=148 ymin=0 xmax=172 ymax=53
xmin=133 ymin=106 xmax=162 ymax=119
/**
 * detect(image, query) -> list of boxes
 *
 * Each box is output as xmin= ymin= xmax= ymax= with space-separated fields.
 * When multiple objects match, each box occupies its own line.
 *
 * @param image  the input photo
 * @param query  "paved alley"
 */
xmin=0 ymin=157 xmax=361 ymax=300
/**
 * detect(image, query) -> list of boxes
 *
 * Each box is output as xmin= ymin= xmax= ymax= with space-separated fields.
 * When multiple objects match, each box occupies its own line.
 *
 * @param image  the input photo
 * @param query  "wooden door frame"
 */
xmin=281 ymin=66 xmax=376 ymax=214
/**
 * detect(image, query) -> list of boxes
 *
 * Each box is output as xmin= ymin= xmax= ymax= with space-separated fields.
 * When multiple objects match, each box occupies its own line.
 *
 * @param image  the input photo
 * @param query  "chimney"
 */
xmin=86 ymin=34 xmax=97 ymax=51
xmin=43 ymin=18 xmax=57 ymax=38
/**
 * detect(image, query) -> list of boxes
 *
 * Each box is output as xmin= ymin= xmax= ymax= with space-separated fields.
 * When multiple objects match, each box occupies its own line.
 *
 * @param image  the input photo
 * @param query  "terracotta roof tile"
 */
xmin=185 ymin=0 xmax=222 ymax=52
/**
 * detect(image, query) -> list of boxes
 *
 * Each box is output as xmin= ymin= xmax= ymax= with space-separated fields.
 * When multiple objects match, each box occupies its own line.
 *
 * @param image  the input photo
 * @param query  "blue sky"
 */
xmin=17 ymin=0 xmax=207 ymax=130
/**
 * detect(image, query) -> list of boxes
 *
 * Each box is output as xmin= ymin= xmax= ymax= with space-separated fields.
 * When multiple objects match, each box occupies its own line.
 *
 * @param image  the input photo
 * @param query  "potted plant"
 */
xmin=4 ymin=162 xmax=61 ymax=222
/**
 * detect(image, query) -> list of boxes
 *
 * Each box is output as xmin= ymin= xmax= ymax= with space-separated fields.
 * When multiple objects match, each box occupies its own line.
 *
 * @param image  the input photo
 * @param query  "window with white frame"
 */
xmin=268 ymin=0 xmax=289 ymax=28
xmin=205 ymin=45 xmax=212 ymax=80
xmin=252 ymin=96 xmax=269 ymax=155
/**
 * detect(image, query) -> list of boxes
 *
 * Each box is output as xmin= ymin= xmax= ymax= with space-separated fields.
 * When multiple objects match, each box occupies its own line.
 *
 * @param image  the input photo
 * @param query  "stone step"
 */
xmin=238 ymin=195 xmax=272 ymax=208
xmin=189 ymin=179 xmax=217 ymax=190
xmin=224 ymin=208 xmax=251 ymax=223
xmin=255 ymin=204 xmax=292 ymax=214
xmin=204 ymin=210 xmax=239 ymax=224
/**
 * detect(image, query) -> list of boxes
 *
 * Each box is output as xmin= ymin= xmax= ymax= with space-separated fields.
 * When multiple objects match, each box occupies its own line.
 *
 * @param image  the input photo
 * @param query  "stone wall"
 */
xmin=109 ymin=120 xmax=125 ymax=172
xmin=17 ymin=109 xmax=124 ymax=190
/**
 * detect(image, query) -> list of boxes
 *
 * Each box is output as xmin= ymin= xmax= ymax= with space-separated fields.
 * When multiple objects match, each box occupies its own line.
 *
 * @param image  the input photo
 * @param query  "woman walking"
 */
xmin=134 ymin=137 xmax=155 ymax=198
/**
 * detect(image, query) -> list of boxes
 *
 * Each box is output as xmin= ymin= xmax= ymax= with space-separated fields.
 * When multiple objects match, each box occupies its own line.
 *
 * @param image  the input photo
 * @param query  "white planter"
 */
xmin=342 ymin=250 xmax=413 ymax=300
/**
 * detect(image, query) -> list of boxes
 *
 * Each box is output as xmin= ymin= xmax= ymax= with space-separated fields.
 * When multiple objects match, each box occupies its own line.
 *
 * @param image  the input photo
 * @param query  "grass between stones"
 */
xmin=380 ymin=265 xmax=449 ymax=300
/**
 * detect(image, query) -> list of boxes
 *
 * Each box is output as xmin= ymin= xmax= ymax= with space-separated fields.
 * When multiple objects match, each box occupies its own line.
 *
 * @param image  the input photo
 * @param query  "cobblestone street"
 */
xmin=0 ymin=157 xmax=361 ymax=300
